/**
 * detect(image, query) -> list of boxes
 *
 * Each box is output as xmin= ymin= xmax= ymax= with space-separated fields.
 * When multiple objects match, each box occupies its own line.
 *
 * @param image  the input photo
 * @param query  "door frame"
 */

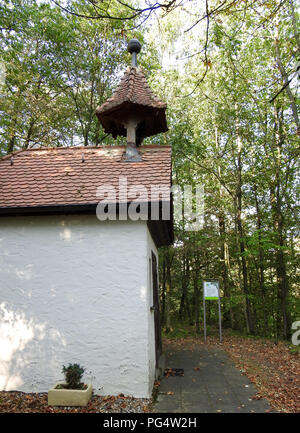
xmin=151 ymin=251 xmax=162 ymax=368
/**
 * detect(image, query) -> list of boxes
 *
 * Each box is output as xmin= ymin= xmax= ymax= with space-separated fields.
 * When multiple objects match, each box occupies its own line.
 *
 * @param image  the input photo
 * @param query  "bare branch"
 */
xmin=269 ymin=64 xmax=299 ymax=104
xmin=182 ymin=0 xmax=210 ymax=97
xmin=50 ymin=0 xmax=177 ymax=22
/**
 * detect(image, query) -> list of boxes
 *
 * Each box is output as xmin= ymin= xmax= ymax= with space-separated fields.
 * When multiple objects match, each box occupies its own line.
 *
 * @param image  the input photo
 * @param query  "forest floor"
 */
xmin=0 ymin=331 xmax=298 ymax=413
xmin=162 ymin=330 xmax=300 ymax=413
xmin=0 ymin=391 xmax=150 ymax=413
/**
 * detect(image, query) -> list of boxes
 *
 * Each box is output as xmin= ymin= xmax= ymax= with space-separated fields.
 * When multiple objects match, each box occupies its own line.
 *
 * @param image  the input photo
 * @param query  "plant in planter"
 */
xmin=48 ymin=363 xmax=93 ymax=407
xmin=61 ymin=363 xmax=86 ymax=390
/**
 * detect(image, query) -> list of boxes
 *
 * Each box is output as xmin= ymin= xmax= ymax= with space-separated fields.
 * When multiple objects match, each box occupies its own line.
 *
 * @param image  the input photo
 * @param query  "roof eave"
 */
xmin=0 ymin=201 xmax=174 ymax=247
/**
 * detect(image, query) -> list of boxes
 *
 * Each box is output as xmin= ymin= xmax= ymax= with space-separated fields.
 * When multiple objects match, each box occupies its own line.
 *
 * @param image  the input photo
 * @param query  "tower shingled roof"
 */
xmin=95 ymin=66 xmax=168 ymax=140
xmin=96 ymin=66 xmax=167 ymax=113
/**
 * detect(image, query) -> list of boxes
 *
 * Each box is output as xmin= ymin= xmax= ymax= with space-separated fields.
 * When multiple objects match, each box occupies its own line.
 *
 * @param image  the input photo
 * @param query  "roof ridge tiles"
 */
xmin=0 ymin=144 xmax=171 ymax=160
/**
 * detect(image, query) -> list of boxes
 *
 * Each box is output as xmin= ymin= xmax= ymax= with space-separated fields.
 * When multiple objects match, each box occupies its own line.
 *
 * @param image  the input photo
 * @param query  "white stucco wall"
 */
xmin=0 ymin=215 xmax=157 ymax=398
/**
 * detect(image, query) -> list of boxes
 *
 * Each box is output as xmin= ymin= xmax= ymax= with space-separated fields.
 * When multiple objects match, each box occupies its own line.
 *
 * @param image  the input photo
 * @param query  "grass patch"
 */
xmin=162 ymin=323 xmax=199 ymax=339
xmin=162 ymin=323 xmax=222 ymax=339
xmin=288 ymin=343 xmax=300 ymax=355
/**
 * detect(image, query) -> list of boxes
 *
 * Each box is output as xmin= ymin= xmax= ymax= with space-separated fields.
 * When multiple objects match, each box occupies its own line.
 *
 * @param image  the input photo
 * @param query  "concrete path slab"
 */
xmin=152 ymin=344 xmax=274 ymax=413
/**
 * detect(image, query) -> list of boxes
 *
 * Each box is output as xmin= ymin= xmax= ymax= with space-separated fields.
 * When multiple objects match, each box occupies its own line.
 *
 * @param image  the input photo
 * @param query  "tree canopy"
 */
xmin=0 ymin=0 xmax=299 ymax=340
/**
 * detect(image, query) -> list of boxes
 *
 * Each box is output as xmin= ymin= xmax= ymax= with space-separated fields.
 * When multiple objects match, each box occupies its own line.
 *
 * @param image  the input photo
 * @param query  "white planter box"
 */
xmin=48 ymin=383 xmax=93 ymax=407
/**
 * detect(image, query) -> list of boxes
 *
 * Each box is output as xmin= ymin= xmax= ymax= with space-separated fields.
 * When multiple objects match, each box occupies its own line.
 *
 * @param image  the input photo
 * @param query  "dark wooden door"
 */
xmin=152 ymin=251 xmax=162 ymax=367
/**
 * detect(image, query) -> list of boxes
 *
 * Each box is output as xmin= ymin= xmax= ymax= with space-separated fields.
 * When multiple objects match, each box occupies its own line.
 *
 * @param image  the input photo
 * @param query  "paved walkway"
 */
xmin=152 ymin=344 xmax=274 ymax=413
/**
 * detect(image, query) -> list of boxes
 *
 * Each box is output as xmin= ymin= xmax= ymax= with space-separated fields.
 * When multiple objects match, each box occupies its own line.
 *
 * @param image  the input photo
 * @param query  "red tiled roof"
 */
xmin=0 ymin=146 xmax=171 ymax=209
xmin=96 ymin=66 xmax=166 ymax=115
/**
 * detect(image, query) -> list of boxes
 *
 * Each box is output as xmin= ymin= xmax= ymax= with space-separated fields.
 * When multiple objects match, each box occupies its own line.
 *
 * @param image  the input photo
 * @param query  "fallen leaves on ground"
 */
xmin=219 ymin=336 xmax=299 ymax=413
xmin=154 ymin=380 xmax=161 ymax=388
xmin=164 ymin=368 xmax=184 ymax=377
xmin=1 ymin=333 xmax=298 ymax=413
xmin=164 ymin=333 xmax=300 ymax=413
xmin=0 ymin=391 xmax=151 ymax=413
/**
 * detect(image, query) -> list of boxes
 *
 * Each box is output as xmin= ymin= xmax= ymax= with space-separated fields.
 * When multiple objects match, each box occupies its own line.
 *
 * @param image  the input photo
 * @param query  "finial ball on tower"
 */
xmin=128 ymin=39 xmax=141 ymax=54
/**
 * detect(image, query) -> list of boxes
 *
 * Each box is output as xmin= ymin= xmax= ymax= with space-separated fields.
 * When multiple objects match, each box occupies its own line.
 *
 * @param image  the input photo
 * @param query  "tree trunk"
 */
xmin=7 ymin=116 xmax=18 ymax=154
xmin=194 ymin=271 xmax=200 ymax=334
xmin=215 ymin=124 xmax=233 ymax=328
xmin=165 ymin=249 xmax=173 ymax=333
xmin=271 ymin=103 xmax=291 ymax=339
xmin=289 ymin=0 xmax=300 ymax=54
xmin=235 ymin=107 xmax=255 ymax=334
xmin=161 ymin=255 xmax=166 ymax=325
xmin=7 ymin=133 xmax=16 ymax=154
xmin=253 ymin=183 xmax=268 ymax=336
xmin=274 ymin=20 xmax=299 ymax=133
xmin=179 ymin=250 xmax=191 ymax=322
xmin=24 ymin=118 xmax=36 ymax=149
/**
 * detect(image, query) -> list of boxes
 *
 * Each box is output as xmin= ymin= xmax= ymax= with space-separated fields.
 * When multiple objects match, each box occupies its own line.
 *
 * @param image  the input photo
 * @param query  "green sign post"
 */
xmin=203 ymin=279 xmax=222 ymax=342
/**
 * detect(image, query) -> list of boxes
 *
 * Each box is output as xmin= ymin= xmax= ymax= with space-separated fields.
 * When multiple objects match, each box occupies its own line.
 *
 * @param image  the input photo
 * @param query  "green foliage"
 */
xmin=0 ymin=0 xmax=132 ymax=153
xmin=0 ymin=0 xmax=298 ymax=340
xmin=62 ymin=363 xmax=85 ymax=390
xmin=154 ymin=0 xmax=299 ymax=340
xmin=162 ymin=323 xmax=197 ymax=339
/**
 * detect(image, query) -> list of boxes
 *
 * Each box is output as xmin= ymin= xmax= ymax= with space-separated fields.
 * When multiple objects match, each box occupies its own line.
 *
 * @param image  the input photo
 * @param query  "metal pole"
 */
xmin=203 ymin=282 xmax=206 ymax=342
xmin=132 ymin=51 xmax=137 ymax=67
